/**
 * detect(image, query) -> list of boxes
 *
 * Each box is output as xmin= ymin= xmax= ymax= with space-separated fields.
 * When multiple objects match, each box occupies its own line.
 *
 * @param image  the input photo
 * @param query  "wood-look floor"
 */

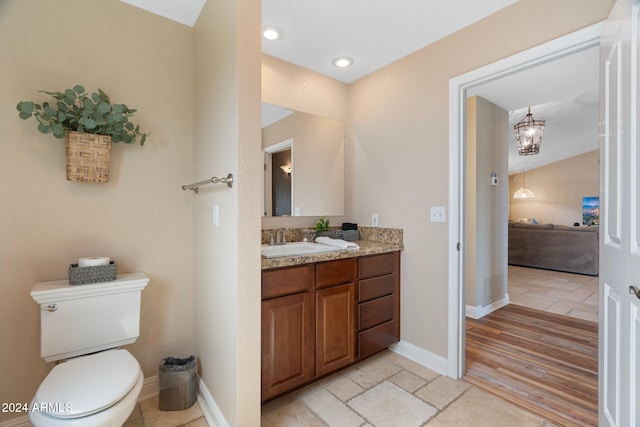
xmin=465 ymin=304 xmax=598 ymax=427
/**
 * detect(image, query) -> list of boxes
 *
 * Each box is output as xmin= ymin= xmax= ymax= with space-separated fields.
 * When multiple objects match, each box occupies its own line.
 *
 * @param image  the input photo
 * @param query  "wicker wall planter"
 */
xmin=65 ymin=132 xmax=112 ymax=183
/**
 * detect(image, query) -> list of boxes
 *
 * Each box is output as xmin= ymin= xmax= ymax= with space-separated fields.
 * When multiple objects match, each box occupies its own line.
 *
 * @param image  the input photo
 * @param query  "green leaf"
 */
xmin=83 ymin=118 xmax=97 ymax=129
xmin=42 ymin=91 xmax=66 ymax=102
xmin=97 ymin=89 xmax=110 ymax=103
xmin=52 ymin=123 xmax=64 ymax=138
xmin=58 ymin=111 xmax=65 ymax=122
xmin=140 ymin=134 xmax=146 ymax=146
xmin=124 ymin=122 xmax=134 ymax=131
xmin=44 ymin=105 xmax=56 ymax=116
xmin=77 ymin=124 xmax=85 ymax=133
xmin=56 ymin=101 xmax=67 ymax=111
xmin=64 ymin=96 xmax=74 ymax=105
xmin=17 ymin=101 xmax=34 ymax=113
xmin=64 ymin=89 xmax=76 ymax=99
xmin=37 ymin=123 xmax=52 ymax=134
xmin=112 ymin=104 xmax=124 ymax=114
xmin=111 ymin=134 xmax=122 ymax=143
xmin=73 ymin=85 xmax=85 ymax=94
xmin=36 ymin=115 xmax=52 ymax=126
xmin=97 ymin=102 xmax=111 ymax=114
xmin=91 ymin=92 xmax=101 ymax=103
xmin=19 ymin=111 xmax=31 ymax=119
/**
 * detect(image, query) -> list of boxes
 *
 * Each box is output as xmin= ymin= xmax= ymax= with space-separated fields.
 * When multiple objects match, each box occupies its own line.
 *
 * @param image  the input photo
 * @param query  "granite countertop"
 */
xmin=261 ymin=240 xmax=404 ymax=270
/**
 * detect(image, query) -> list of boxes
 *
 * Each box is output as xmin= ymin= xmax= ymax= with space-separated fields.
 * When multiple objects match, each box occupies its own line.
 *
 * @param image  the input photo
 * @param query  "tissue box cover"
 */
xmin=68 ymin=261 xmax=117 ymax=285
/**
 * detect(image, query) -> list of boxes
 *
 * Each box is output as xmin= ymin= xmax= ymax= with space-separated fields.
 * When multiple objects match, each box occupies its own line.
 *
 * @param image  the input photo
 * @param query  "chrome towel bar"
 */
xmin=182 ymin=173 xmax=233 ymax=193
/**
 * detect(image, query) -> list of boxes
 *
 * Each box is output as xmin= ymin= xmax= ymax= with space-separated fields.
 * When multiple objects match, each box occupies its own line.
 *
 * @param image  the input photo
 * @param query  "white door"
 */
xmin=600 ymin=0 xmax=640 ymax=425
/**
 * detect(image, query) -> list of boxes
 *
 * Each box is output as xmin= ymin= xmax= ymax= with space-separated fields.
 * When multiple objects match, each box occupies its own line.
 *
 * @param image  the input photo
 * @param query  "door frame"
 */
xmin=447 ymin=23 xmax=603 ymax=378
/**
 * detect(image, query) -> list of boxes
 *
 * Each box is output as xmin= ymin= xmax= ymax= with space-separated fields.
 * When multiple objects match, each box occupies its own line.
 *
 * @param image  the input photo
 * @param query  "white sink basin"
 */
xmin=261 ymin=242 xmax=341 ymax=258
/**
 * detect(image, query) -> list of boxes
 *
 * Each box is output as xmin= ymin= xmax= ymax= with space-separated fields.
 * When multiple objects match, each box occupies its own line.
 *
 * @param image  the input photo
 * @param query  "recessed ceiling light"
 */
xmin=332 ymin=57 xmax=353 ymax=68
xmin=263 ymin=26 xmax=284 ymax=41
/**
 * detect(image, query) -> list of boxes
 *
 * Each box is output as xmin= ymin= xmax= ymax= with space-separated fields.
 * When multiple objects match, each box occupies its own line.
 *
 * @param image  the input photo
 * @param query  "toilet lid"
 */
xmin=34 ymin=349 xmax=140 ymax=419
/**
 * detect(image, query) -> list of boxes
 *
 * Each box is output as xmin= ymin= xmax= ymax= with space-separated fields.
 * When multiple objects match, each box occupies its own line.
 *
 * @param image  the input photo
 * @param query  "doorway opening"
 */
xmin=447 ymin=22 xmax=603 ymax=424
xmin=448 ymin=21 xmax=602 ymax=377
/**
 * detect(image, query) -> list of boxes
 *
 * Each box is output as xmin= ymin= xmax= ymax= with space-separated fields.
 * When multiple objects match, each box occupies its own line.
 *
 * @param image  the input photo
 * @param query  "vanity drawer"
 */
xmin=316 ymin=258 xmax=357 ymax=289
xmin=262 ymin=264 xmax=314 ymax=300
xmin=358 ymin=274 xmax=396 ymax=302
xmin=358 ymin=294 xmax=395 ymax=331
xmin=358 ymin=252 xmax=398 ymax=279
xmin=358 ymin=320 xmax=399 ymax=359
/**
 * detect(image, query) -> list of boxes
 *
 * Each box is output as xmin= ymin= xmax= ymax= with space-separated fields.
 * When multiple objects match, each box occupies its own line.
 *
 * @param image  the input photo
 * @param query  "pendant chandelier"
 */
xmin=513 ymin=168 xmax=535 ymax=199
xmin=514 ymin=107 xmax=545 ymax=156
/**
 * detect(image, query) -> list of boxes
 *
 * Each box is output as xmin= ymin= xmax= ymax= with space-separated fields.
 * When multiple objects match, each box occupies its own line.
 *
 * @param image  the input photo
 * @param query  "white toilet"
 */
xmin=30 ymin=272 xmax=149 ymax=427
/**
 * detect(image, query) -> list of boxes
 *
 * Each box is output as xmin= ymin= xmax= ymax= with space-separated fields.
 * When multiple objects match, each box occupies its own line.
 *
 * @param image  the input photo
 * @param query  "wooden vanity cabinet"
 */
xmin=261 ymin=251 xmax=400 ymax=402
xmin=357 ymin=252 xmax=400 ymax=358
xmin=261 ymin=264 xmax=315 ymax=401
xmin=315 ymin=259 xmax=357 ymax=376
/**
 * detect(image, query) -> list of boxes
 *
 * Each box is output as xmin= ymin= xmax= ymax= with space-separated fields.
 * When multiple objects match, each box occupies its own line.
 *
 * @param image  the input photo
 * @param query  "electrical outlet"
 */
xmin=371 ymin=213 xmax=379 ymax=227
xmin=430 ymin=207 xmax=446 ymax=223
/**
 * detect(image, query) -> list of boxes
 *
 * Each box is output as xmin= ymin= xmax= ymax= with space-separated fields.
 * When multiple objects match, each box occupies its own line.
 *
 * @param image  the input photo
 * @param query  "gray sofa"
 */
xmin=508 ymin=222 xmax=599 ymax=276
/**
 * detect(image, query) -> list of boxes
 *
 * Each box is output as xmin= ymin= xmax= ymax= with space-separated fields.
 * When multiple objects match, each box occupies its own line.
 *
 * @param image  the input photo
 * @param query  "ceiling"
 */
xmin=121 ymin=0 xmax=601 ymax=173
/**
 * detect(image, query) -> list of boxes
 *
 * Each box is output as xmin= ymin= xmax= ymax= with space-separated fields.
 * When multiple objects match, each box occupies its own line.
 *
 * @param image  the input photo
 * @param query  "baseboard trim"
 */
xmin=465 ymin=294 xmax=510 ymax=320
xmin=197 ymin=376 xmax=228 ymax=427
xmin=389 ymin=339 xmax=448 ymax=376
xmin=139 ymin=374 xmax=158 ymax=402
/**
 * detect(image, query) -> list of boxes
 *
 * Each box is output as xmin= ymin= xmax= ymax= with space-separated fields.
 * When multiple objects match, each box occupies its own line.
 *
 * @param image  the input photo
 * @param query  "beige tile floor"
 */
xmin=124 ymin=395 xmax=207 ymax=427
xmin=508 ymin=265 xmax=599 ymax=322
xmin=127 ymin=266 xmax=592 ymax=427
xmin=262 ymin=350 xmax=555 ymax=427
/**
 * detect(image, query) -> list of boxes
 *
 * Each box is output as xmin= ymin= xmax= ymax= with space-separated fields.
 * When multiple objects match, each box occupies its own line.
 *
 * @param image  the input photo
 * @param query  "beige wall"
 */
xmin=262 ymin=54 xmax=350 ymax=229
xmin=348 ymin=0 xmax=613 ymax=357
xmin=466 ymin=97 xmax=509 ymax=308
xmin=509 ymin=150 xmax=600 ymax=225
xmin=193 ymin=0 xmax=261 ymax=425
xmin=0 ymin=0 xmax=194 ymax=422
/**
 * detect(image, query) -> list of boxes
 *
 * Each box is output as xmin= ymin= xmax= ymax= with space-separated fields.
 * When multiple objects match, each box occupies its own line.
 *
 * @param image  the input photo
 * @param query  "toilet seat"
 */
xmin=33 ymin=349 xmax=140 ymax=419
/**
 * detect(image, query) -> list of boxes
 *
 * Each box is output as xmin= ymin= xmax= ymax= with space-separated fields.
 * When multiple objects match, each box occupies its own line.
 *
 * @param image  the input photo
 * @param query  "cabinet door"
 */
xmin=316 ymin=283 xmax=356 ymax=376
xmin=262 ymin=291 xmax=315 ymax=401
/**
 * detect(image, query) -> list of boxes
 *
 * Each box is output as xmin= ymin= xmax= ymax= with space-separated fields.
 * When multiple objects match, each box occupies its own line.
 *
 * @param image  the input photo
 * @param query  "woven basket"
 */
xmin=66 ymin=132 xmax=112 ymax=183
xmin=68 ymin=261 xmax=117 ymax=285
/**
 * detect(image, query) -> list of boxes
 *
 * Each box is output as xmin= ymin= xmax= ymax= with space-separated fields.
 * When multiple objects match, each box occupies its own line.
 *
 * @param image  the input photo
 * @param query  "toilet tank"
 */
xmin=31 ymin=272 xmax=149 ymax=362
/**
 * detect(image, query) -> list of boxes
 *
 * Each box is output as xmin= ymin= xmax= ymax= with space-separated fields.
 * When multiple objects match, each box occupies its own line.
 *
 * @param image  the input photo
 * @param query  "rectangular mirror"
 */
xmin=262 ymin=103 xmax=345 ymax=217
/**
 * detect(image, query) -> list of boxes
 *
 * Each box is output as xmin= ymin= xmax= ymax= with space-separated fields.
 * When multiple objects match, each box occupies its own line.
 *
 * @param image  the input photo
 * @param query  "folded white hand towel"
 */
xmin=315 ymin=236 xmax=360 ymax=250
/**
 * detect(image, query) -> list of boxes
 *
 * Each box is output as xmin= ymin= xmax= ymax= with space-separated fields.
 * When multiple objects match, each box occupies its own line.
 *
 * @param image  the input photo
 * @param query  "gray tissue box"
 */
xmin=68 ymin=261 xmax=117 ymax=285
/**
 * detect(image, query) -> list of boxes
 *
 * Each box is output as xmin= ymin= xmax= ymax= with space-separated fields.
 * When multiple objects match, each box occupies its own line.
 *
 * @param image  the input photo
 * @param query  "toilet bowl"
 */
xmin=29 ymin=349 xmax=143 ymax=427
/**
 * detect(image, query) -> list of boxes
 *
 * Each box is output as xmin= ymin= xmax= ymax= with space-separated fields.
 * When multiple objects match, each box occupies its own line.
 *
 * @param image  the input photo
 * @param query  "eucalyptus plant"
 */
xmin=16 ymin=85 xmax=149 ymax=145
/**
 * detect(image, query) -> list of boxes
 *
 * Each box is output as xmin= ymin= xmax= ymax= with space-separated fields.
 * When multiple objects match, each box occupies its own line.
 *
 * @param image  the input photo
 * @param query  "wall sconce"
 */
xmin=280 ymin=165 xmax=292 ymax=175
